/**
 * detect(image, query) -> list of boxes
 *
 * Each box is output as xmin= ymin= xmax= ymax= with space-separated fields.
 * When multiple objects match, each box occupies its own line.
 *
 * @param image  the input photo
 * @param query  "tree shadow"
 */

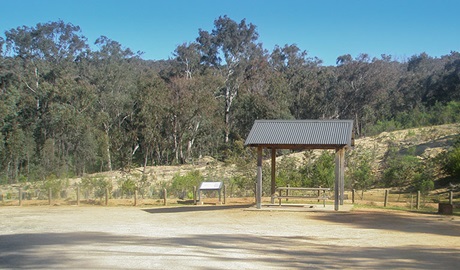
xmin=309 ymin=210 xmax=460 ymax=237
xmin=142 ymin=204 xmax=253 ymax=214
xmin=399 ymin=134 xmax=457 ymax=156
xmin=0 ymin=232 xmax=458 ymax=269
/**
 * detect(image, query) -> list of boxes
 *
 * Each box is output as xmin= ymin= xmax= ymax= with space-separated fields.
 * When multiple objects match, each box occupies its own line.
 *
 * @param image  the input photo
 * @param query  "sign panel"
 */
xmin=199 ymin=182 xmax=222 ymax=190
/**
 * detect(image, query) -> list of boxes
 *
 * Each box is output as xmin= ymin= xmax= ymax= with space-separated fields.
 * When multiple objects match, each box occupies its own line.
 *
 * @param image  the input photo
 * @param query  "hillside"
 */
xmin=1 ymin=124 xmax=459 ymax=196
xmin=90 ymin=124 xmax=460 ymax=186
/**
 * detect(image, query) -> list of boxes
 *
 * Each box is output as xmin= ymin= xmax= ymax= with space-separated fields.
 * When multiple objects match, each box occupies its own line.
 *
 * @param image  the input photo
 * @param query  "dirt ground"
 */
xmin=0 ymin=204 xmax=459 ymax=269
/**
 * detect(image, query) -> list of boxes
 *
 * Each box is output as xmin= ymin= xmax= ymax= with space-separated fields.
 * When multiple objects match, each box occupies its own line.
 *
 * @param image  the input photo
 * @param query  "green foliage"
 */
xmin=120 ymin=177 xmax=136 ymax=195
xmin=229 ymin=175 xmax=254 ymax=196
xmin=308 ymin=151 xmax=335 ymax=188
xmin=80 ymin=176 xmax=112 ymax=199
xmin=42 ymin=175 xmax=68 ymax=199
xmin=365 ymin=101 xmax=460 ymax=136
xmin=346 ymin=147 xmax=376 ymax=190
xmin=1 ymin=18 xmax=460 ymax=185
xmin=442 ymin=137 xmax=460 ymax=182
xmin=380 ymin=143 xmax=435 ymax=193
xmin=412 ymin=173 xmax=435 ymax=195
xmin=383 ymin=154 xmax=421 ymax=188
xmin=275 ymin=156 xmax=304 ymax=187
xmin=169 ymin=170 xmax=204 ymax=199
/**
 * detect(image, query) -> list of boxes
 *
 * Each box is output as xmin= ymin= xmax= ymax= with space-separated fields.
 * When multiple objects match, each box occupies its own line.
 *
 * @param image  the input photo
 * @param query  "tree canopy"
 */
xmin=1 ymin=18 xmax=460 ymax=184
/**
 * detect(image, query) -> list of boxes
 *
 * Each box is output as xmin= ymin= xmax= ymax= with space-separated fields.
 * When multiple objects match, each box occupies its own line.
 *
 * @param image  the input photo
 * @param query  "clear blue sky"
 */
xmin=1 ymin=0 xmax=459 ymax=66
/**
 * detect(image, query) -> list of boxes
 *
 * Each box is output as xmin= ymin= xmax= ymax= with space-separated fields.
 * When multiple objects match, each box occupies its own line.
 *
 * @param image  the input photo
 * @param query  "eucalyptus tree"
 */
xmin=334 ymin=54 xmax=401 ymax=135
xmin=425 ymin=51 xmax=460 ymax=105
xmin=196 ymin=15 xmax=261 ymax=143
xmin=87 ymin=36 xmax=141 ymax=171
xmin=233 ymin=45 xmax=293 ymax=138
xmin=3 ymin=20 xmax=89 ymax=180
xmin=269 ymin=44 xmax=324 ymax=119
xmin=173 ymin=42 xmax=202 ymax=79
xmin=135 ymin=69 xmax=169 ymax=169
xmin=165 ymin=74 xmax=220 ymax=163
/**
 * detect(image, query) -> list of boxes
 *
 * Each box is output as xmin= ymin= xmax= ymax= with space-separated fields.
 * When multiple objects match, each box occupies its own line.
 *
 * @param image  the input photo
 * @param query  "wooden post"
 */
xmin=270 ymin=148 xmax=276 ymax=204
xmin=352 ymin=189 xmax=355 ymax=204
xmin=163 ymin=188 xmax=167 ymax=206
xmin=48 ymin=188 xmax=52 ymax=205
xmin=334 ymin=149 xmax=340 ymax=211
xmin=271 ymin=148 xmax=276 ymax=204
xmin=134 ymin=190 xmax=138 ymax=206
xmin=339 ymin=148 xmax=345 ymax=206
xmin=193 ymin=186 xmax=197 ymax=205
xmin=18 ymin=188 xmax=22 ymax=206
xmin=256 ymin=146 xmax=263 ymax=209
xmin=384 ymin=190 xmax=389 ymax=207
xmin=76 ymin=186 xmax=80 ymax=206
xmin=278 ymin=188 xmax=282 ymax=206
xmin=105 ymin=188 xmax=109 ymax=206
xmin=223 ymin=185 xmax=226 ymax=205
xmin=410 ymin=193 xmax=414 ymax=210
xmin=416 ymin=190 xmax=421 ymax=210
xmin=218 ymin=188 xmax=222 ymax=204
xmin=286 ymin=184 xmax=290 ymax=202
xmin=449 ymin=190 xmax=453 ymax=204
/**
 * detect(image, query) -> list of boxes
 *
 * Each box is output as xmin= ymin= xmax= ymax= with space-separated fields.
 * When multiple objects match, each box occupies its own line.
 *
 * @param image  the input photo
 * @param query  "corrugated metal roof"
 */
xmin=244 ymin=120 xmax=354 ymax=148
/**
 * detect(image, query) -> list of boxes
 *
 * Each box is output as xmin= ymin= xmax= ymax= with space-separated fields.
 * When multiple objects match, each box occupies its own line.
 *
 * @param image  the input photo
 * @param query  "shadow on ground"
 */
xmin=309 ymin=209 xmax=460 ymax=237
xmin=142 ymin=204 xmax=253 ymax=214
xmin=0 ymin=231 xmax=458 ymax=269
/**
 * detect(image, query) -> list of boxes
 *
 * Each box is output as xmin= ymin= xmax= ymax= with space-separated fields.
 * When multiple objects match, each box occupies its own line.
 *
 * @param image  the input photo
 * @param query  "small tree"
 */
xmin=300 ymin=151 xmax=335 ymax=188
xmin=346 ymin=147 xmax=376 ymax=191
xmin=383 ymin=154 xmax=420 ymax=188
xmin=442 ymin=137 xmax=460 ymax=182
xmin=81 ymin=176 xmax=112 ymax=200
xmin=169 ymin=170 xmax=204 ymax=199
xmin=275 ymin=156 xmax=303 ymax=187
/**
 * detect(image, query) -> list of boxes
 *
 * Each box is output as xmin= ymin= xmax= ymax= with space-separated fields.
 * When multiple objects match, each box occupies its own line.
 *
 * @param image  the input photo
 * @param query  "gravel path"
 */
xmin=1 ymin=205 xmax=459 ymax=269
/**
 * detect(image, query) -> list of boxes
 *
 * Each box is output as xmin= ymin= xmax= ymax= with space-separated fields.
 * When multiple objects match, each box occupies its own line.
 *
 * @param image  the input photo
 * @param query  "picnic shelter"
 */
xmin=244 ymin=120 xmax=354 ymax=210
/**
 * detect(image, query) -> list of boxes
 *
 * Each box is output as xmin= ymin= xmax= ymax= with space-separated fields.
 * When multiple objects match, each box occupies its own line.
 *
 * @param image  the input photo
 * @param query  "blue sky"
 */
xmin=1 ymin=0 xmax=459 ymax=66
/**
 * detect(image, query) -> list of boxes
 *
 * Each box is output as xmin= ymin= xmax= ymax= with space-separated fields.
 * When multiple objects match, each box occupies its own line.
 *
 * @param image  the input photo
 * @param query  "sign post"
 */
xmin=198 ymin=182 xmax=223 ymax=205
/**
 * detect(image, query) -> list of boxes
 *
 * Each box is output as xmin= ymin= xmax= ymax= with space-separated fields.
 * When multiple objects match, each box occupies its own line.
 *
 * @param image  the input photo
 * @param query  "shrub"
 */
xmin=42 ymin=175 xmax=68 ymax=199
xmin=346 ymin=148 xmax=376 ymax=191
xmin=169 ymin=170 xmax=204 ymax=199
xmin=443 ymin=146 xmax=460 ymax=181
xmin=275 ymin=156 xmax=303 ymax=187
xmin=382 ymin=154 xmax=420 ymax=188
xmin=80 ymin=176 xmax=112 ymax=199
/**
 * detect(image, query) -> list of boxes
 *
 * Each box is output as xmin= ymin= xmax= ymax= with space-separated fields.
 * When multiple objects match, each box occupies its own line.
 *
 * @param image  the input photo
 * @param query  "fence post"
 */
xmin=48 ymin=188 xmax=52 ymax=205
xmin=410 ymin=193 xmax=414 ymax=210
xmin=76 ymin=186 xmax=80 ymax=206
xmin=286 ymin=184 xmax=290 ymax=202
xmin=449 ymin=190 xmax=453 ymax=204
xmin=352 ymin=189 xmax=355 ymax=204
xmin=223 ymin=185 xmax=226 ymax=205
xmin=18 ymin=188 xmax=22 ymax=206
xmin=105 ymin=188 xmax=109 ymax=206
xmin=384 ymin=190 xmax=389 ymax=207
xmin=416 ymin=190 xmax=421 ymax=210
xmin=134 ymin=190 xmax=138 ymax=206
xmin=163 ymin=188 xmax=167 ymax=206
xmin=193 ymin=186 xmax=197 ymax=205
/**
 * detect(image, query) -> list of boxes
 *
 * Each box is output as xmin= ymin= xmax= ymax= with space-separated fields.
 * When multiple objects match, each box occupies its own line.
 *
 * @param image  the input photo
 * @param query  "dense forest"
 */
xmin=1 ymin=17 xmax=460 ymax=184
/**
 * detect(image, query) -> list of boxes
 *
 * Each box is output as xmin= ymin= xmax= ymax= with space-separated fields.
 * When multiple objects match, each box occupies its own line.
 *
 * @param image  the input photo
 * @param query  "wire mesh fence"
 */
xmin=1 ymin=185 xmax=458 ymax=212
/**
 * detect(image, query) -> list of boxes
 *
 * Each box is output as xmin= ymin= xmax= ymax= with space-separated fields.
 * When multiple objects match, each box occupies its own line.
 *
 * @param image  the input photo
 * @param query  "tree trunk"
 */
xmin=104 ymin=126 xmax=112 ymax=171
xmin=142 ymin=146 xmax=149 ymax=176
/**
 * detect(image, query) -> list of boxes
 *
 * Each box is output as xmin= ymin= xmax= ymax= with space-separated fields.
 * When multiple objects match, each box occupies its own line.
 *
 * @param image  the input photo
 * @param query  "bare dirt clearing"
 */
xmin=1 ymin=206 xmax=459 ymax=269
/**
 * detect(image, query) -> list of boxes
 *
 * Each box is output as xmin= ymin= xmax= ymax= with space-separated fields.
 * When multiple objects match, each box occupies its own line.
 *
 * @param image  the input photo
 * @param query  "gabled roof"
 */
xmin=244 ymin=120 xmax=354 ymax=149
